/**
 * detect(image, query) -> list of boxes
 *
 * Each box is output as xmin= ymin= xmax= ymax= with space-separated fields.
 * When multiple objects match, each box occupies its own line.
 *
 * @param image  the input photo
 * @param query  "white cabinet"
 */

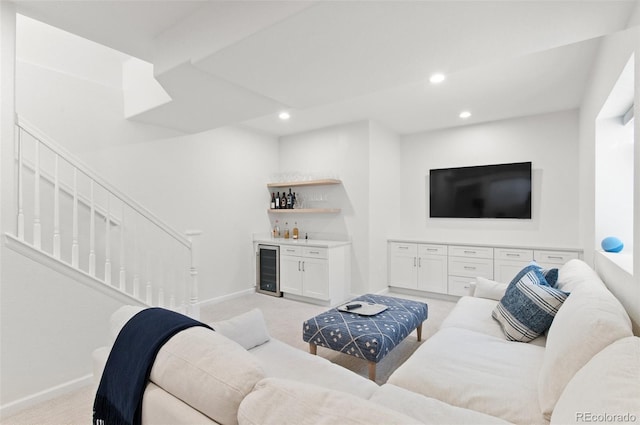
xmin=493 ymin=248 xmax=581 ymax=283
xmin=447 ymin=245 xmax=493 ymax=296
xmin=278 ymin=244 xmax=348 ymax=305
xmin=389 ymin=242 xmax=448 ymax=294
xmin=493 ymin=248 xmax=533 ymax=283
xmin=388 ymin=240 xmax=582 ymax=298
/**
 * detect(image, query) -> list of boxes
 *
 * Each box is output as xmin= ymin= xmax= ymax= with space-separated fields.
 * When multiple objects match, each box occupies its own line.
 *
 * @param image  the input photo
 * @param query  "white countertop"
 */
xmin=387 ymin=237 xmax=582 ymax=252
xmin=253 ymin=235 xmax=351 ymax=248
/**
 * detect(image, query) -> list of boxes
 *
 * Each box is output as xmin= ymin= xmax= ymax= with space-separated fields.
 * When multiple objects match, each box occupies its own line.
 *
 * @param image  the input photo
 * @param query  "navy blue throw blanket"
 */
xmin=93 ymin=308 xmax=213 ymax=425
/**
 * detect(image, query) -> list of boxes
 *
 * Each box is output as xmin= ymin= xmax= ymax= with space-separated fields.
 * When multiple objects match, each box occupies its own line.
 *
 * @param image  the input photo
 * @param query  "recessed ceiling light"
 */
xmin=278 ymin=111 xmax=291 ymax=120
xmin=459 ymin=111 xmax=472 ymax=119
xmin=429 ymin=73 xmax=446 ymax=84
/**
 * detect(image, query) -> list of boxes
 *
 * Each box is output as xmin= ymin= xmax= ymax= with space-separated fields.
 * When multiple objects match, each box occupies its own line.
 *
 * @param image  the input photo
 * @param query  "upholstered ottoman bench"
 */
xmin=303 ymin=294 xmax=428 ymax=380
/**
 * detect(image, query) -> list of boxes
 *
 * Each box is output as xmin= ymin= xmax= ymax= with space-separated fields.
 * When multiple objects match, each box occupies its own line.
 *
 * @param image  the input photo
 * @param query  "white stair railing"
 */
xmin=9 ymin=116 xmax=201 ymax=318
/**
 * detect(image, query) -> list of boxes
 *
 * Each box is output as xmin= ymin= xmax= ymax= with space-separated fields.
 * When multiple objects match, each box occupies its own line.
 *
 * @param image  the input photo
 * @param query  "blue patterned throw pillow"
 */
xmin=528 ymin=261 xmax=559 ymax=287
xmin=493 ymin=267 xmax=569 ymax=342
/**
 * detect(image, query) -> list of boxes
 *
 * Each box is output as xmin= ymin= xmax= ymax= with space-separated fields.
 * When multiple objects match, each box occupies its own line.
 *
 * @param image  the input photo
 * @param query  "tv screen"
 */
xmin=429 ymin=162 xmax=532 ymax=219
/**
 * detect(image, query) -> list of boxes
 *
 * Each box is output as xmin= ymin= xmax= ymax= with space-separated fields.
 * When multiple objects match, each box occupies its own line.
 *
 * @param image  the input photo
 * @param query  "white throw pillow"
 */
xmin=150 ymin=327 xmax=266 ymax=425
xmin=211 ymin=308 xmax=271 ymax=350
xmin=555 ymin=259 xmax=606 ymax=292
xmin=474 ymin=277 xmax=508 ymax=301
xmin=538 ymin=283 xmax=632 ymax=420
xmin=238 ymin=378 xmax=421 ymax=425
xmin=551 ymin=337 xmax=640 ymax=424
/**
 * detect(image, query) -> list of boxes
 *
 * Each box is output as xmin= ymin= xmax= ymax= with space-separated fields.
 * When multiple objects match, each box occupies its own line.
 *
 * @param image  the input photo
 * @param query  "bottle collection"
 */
xmin=270 ymin=188 xmax=297 ymax=210
xmin=272 ymin=220 xmax=303 ymax=240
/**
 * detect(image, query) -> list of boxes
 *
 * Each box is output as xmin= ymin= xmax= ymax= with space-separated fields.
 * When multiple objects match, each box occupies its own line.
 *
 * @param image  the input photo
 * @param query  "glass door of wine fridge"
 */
xmin=256 ymin=244 xmax=281 ymax=297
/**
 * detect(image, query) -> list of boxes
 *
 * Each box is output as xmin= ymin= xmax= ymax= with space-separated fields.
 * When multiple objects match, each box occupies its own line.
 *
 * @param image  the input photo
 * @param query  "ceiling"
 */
xmin=13 ymin=0 xmax=639 ymax=137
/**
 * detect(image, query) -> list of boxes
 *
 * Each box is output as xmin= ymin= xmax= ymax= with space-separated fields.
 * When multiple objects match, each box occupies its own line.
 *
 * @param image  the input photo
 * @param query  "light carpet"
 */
xmin=3 ymin=291 xmax=455 ymax=425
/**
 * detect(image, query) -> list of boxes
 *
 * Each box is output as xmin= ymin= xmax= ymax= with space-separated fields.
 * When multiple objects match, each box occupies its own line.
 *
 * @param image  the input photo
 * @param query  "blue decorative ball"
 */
xmin=601 ymin=237 xmax=624 ymax=253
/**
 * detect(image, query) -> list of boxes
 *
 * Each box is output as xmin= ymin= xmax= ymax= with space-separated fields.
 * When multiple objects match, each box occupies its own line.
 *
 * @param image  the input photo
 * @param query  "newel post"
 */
xmin=186 ymin=230 xmax=202 ymax=319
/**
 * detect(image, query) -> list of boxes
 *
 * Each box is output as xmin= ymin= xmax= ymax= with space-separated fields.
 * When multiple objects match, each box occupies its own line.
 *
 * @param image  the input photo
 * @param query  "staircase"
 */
xmin=4 ymin=116 xmax=201 ymax=317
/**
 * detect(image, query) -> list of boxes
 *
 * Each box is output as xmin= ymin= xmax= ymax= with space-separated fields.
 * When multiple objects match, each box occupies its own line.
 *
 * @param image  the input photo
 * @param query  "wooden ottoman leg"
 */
xmin=368 ymin=361 xmax=376 ymax=381
xmin=416 ymin=323 xmax=423 ymax=341
xmin=309 ymin=342 xmax=317 ymax=355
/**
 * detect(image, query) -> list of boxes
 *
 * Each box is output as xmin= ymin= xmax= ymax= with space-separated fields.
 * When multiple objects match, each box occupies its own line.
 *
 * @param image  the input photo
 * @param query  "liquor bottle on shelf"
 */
xmin=292 ymin=222 xmax=299 ymax=240
xmin=280 ymin=193 xmax=286 ymax=209
xmin=270 ymin=192 xmax=276 ymax=209
xmin=286 ymin=188 xmax=293 ymax=209
xmin=273 ymin=220 xmax=280 ymax=238
xmin=292 ymin=192 xmax=297 ymax=209
xmin=284 ymin=222 xmax=290 ymax=239
xmin=275 ymin=192 xmax=280 ymax=209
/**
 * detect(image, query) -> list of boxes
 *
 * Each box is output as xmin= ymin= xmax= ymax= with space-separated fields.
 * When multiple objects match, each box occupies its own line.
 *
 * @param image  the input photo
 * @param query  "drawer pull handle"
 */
xmin=506 ymin=253 xmax=520 ymax=257
xmin=464 ymin=250 xmax=477 ymax=254
xmin=309 ymin=251 xmax=320 ymax=254
xmin=548 ymin=255 xmax=564 ymax=260
xmin=414 ymin=257 xmax=417 ymax=267
xmin=463 ymin=266 xmax=476 ymax=270
xmin=399 ymin=246 xmax=409 ymax=250
xmin=427 ymin=248 xmax=438 ymax=252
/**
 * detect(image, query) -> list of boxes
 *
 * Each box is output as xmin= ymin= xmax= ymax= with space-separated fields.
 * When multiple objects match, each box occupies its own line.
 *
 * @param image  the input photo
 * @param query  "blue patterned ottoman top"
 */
xmin=302 ymin=294 xmax=428 ymax=363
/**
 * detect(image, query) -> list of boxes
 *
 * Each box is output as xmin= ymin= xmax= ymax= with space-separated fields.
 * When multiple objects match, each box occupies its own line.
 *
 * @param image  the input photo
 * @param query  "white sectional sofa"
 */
xmin=93 ymin=259 xmax=640 ymax=424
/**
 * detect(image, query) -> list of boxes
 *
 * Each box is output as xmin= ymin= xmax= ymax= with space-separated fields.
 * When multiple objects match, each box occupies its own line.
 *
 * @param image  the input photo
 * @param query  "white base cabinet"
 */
xmin=389 ymin=240 xmax=581 ymax=297
xmin=388 ymin=242 xmax=448 ymax=293
xmin=277 ymin=243 xmax=350 ymax=306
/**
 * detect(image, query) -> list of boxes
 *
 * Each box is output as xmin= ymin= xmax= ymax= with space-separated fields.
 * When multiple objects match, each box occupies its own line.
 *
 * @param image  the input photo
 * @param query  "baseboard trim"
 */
xmin=196 ymin=287 xmax=255 ymax=309
xmin=0 ymin=374 xmax=93 ymax=419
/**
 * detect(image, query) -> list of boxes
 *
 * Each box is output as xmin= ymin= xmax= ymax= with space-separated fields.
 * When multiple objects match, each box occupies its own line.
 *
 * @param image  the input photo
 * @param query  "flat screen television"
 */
xmin=429 ymin=162 xmax=532 ymax=219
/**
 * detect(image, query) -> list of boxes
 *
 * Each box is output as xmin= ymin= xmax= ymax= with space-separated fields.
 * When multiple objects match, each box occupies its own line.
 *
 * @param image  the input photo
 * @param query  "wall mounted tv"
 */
xmin=429 ymin=161 xmax=532 ymax=219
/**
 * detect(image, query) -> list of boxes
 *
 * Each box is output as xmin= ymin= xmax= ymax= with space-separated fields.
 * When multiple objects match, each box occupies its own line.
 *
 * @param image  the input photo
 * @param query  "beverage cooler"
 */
xmin=256 ymin=244 xmax=281 ymax=297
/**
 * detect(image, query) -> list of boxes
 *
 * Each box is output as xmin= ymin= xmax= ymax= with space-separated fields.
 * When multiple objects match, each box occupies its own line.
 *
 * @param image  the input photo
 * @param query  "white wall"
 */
xmin=579 ymin=26 xmax=638 ymax=266
xmin=595 ymin=116 xmax=634 ymax=252
xmin=278 ymin=121 xmax=371 ymax=294
xmin=368 ymin=121 xmax=401 ymax=293
xmin=81 ymin=126 xmax=279 ymax=302
xmin=398 ymin=110 xmax=580 ymax=248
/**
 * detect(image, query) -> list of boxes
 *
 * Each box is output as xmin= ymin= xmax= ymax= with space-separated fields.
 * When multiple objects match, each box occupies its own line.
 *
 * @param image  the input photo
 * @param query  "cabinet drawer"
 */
xmin=303 ymin=247 xmax=328 ymax=259
xmin=495 ymin=248 xmax=533 ymax=261
xmin=534 ymin=250 xmax=579 ymax=265
xmin=448 ymin=245 xmax=494 ymax=259
xmin=448 ymin=276 xmax=475 ymax=297
xmin=448 ymin=257 xmax=493 ymax=278
xmin=281 ymin=246 xmax=302 ymax=256
xmin=390 ymin=242 xmax=417 ymax=256
xmin=419 ymin=244 xmax=447 ymax=256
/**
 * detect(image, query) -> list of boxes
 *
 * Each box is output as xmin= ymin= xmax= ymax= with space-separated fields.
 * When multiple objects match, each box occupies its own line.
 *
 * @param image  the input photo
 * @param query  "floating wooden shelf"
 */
xmin=267 ymin=208 xmax=341 ymax=214
xmin=267 ymin=178 xmax=341 ymax=188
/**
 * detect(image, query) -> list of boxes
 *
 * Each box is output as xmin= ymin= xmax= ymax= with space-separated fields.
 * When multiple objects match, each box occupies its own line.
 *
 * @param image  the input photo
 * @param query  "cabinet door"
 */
xmin=389 ymin=243 xmax=418 ymax=289
xmin=417 ymin=254 xmax=448 ymax=293
xmin=280 ymin=255 xmax=302 ymax=295
xmin=302 ymin=257 xmax=329 ymax=300
xmin=494 ymin=260 xmax=530 ymax=284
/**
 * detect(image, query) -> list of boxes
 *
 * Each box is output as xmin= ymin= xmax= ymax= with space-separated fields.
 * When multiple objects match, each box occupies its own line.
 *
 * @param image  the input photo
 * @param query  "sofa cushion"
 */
xmin=249 ymin=338 xmax=378 ymax=399
xmin=370 ymin=384 xmax=511 ymax=424
xmin=150 ymin=326 xmax=266 ymax=425
xmin=538 ymin=280 xmax=632 ymax=420
xmin=550 ymin=337 xmax=640 ymax=424
xmin=441 ymin=296 xmax=547 ymax=346
xmin=492 ymin=273 xmax=569 ymax=342
xmin=388 ymin=327 xmax=546 ymax=424
xmin=210 ymin=308 xmax=270 ymax=350
xmin=237 ymin=378 xmax=421 ymax=425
